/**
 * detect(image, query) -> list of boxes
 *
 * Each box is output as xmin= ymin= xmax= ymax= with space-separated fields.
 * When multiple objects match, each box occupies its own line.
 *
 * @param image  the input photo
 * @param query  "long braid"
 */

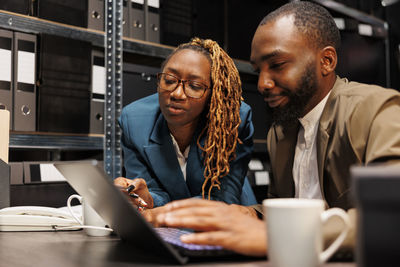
xmin=162 ymin=37 xmax=243 ymax=199
xmin=189 ymin=38 xmax=242 ymax=199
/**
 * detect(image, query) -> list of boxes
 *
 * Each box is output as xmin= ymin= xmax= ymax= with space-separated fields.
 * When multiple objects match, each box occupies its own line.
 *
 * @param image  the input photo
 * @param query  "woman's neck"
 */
xmin=168 ymin=122 xmax=198 ymax=153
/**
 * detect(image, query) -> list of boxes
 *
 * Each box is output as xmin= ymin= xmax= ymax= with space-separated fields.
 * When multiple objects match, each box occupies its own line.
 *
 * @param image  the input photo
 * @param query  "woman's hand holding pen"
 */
xmin=114 ymin=177 xmax=154 ymax=210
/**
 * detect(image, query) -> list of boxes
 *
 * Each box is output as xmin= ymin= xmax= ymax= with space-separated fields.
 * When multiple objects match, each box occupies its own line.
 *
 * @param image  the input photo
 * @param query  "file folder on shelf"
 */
xmin=122 ymin=62 xmax=158 ymax=107
xmin=38 ymin=34 xmax=91 ymax=134
xmin=0 ymin=109 xmax=10 ymax=209
xmin=88 ymin=0 xmax=104 ymax=31
xmin=13 ymin=32 xmax=37 ymax=132
xmin=0 ymin=0 xmax=33 ymax=16
xmin=146 ymin=0 xmax=160 ymax=43
xmin=23 ymin=161 xmax=66 ymax=184
xmin=90 ymin=49 xmax=105 ymax=134
xmin=0 ymin=109 xmax=9 ymax=164
xmin=129 ymin=0 xmax=145 ymax=40
xmin=123 ymin=0 xmax=130 ymax=37
xmin=37 ymin=0 xmax=87 ymax=28
xmin=0 ymin=29 xmax=13 ymax=127
xmin=9 ymin=162 xmax=23 ymax=185
xmin=0 ymin=159 xmax=10 ymax=209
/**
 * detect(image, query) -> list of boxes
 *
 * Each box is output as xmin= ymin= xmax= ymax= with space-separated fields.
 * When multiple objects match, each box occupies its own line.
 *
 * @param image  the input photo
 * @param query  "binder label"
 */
xmin=147 ymin=0 xmax=159 ymax=8
xmin=0 ymin=49 xmax=12 ymax=85
xmin=132 ymin=0 xmax=144 ymax=4
xmin=93 ymin=65 xmax=106 ymax=95
xmin=17 ymin=51 xmax=35 ymax=85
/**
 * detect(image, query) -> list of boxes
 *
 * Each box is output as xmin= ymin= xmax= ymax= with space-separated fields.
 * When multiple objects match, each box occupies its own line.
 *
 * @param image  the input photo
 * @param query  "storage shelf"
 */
xmin=10 ymin=133 xmax=103 ymax=150
xmin=1 ymin=7 xmax=256 ymax=152
xmin=0 ymin=9 xmax=256 ymax=75
xmin=311 ymin=0 xmax=387 ymax=28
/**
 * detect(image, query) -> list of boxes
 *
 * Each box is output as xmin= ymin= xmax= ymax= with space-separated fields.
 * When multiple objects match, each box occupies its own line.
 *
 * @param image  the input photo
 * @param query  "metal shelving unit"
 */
xmin=9 ymin=133 xmax=103 ymax=150
xmin=1 ymin=8 xmax=257 ymax=166
xmin=0 ymin=10 xmax=256 ymax=74
xmin=311 ymin=0 xmax=391 ymax=87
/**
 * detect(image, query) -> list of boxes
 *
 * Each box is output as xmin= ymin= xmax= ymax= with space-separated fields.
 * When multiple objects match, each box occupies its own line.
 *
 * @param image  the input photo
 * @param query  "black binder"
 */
xmin=13 ymin=32 xmax=37 ymax=132
xmin=122 ymin=62 xmax=158 ymax=107
xmin=38 ymin=34 xmax=91 ymax=133
xmin=90 ymin=49 xmax=105 ymax=134
xmin=9 ymin=162 xmax=23 ymax=185
xmin=37 ymin=0 xmax=88 ymax=28
xmin=88 ymin=0 xmax=104 ymax=31
xmin=146 ymin=0 xmax=160 ymax=43
xmin=0 ymin=0 xmax=33 ymax=16
xmin=0 ymin=29 xmax=13 ymax=126
xmin=123 ymin=0 xmax=130 ymax=37
xmin=129 ymin=0 xmax=145 ymax=40
xmin=0 ymin=159 xmax=10 ymax=209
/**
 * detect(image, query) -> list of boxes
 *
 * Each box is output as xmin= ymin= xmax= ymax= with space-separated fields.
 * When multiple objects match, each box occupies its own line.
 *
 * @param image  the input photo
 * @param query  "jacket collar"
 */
xmin=317 ymin=76 xmax=344 ymax=195
xmin=145 ymin=114 xmax=191 ymax=199
xmin=144 ymin=114 xmax=208 ymax=199
xmin=273 ymin=122 xmax=299 ymax=197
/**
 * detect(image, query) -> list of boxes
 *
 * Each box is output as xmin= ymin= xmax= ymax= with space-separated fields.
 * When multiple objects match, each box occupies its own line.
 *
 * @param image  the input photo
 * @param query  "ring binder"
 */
xmin=13 ymin=32 xmax=37 ymax=132
xmin=146 ymin=0 xmax=160 ymax=43
xmin=129 ymin=0 xmax=145 ymax=40
xmin=38 ymin=34 xmax=91 ymax=134
xmin=0 ymin=29 xmax=13 ymax=128
xmin=90 ymin=49 xmax=105 ymax=134
xmin=88 ymin=0 xmax=105 ymax=31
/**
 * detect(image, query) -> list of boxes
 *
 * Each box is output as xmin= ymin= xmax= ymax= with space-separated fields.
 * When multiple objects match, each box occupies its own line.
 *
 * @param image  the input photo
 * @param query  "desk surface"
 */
xmin=0 ymin=230 xmax=356 ymax=267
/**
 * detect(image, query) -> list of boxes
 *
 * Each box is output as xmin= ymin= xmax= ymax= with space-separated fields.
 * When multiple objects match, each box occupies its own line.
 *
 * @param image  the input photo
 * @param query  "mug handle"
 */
xmin=319 ymin=208 xmax=350 ymax=263
xmin=67 ymin=194 xmax=84 ymax=225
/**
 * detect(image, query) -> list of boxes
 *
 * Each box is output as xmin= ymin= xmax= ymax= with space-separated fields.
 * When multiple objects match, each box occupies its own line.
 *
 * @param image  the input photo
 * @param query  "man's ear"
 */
xmin=320 ymin=46 xmax=337 ymax=76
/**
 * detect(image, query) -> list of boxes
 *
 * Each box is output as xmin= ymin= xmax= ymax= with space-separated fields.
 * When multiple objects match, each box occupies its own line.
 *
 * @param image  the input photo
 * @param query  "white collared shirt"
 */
xmin=170 ymin=134 xmax=190 ymax=181
xmin=292 ymin=91 xmax=331 ymax=199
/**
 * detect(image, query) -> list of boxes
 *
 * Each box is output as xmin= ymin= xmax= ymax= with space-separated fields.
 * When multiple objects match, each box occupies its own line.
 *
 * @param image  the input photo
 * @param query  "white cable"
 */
xmin=65 ymin=194 xmax=114 ymax=233
xmin=52 ymin=225 xmax=113 ymax=231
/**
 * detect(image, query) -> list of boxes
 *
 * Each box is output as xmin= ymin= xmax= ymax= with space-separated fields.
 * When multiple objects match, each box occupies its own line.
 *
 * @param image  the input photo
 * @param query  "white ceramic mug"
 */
xmin=263 ymin=198 xmax=350 ymax=267
xmin=67 ymin=194 xmax=111 ymax=237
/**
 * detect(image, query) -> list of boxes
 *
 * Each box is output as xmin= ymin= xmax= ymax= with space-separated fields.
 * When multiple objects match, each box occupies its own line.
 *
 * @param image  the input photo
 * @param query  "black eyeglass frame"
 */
xmin=156 ymin=72 xmax=210 ymax=99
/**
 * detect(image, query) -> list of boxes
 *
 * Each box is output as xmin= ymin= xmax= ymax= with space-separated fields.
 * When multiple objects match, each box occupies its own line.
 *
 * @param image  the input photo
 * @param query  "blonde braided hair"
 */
xmin=162 ymin=37 xmax=243 ymax=199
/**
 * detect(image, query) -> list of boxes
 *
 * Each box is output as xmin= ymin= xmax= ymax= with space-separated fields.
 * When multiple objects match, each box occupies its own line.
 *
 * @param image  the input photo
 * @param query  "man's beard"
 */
xmin=269 ymin=63 xmax=317 ymax=128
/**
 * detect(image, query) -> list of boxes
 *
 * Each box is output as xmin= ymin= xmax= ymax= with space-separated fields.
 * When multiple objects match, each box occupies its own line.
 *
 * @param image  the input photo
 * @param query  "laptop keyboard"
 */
xmin=155 ymin=227 xmax=235 ymax=257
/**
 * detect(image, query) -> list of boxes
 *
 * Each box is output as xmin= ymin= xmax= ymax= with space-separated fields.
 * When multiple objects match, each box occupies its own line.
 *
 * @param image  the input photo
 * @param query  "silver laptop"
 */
xmin=54 ymin=160 xmax=237 ymax=265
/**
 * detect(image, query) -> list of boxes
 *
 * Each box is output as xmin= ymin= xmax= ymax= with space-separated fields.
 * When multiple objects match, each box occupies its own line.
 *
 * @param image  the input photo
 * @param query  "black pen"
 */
xmin=126 ymin=184 xmax=139 ymax=198
xmin=126 ymin=184 xmax=148 ymax=207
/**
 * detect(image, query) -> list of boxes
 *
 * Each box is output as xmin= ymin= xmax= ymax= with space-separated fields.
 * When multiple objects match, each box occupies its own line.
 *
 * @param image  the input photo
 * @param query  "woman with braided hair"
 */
xmin=114 ymin=37 xmax=255 ymax=223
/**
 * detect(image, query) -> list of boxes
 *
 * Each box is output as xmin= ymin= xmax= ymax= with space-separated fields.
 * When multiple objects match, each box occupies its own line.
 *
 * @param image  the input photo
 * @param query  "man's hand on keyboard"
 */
xmin=155 ymin=199 xmax=267 ymax=257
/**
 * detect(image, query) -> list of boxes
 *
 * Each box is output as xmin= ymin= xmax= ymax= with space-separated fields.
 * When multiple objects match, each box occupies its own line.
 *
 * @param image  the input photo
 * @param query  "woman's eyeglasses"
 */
xmin=157 ymin=73 xmax=209 ymax=99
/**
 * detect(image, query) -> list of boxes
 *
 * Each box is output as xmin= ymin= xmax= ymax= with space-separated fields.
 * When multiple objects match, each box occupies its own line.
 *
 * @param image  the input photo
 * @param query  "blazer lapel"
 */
xmin=317 ymin=127 xmax=329 ymax=198
xmin=273 ymin=123 xmax=299 ymax=197
xmin=317 ymin=77 xmax=342 ymax=198
xmin=185 ymin=123 xmax=207 ymax=196
xmin=185 ymin=143 xmax=204 ymax=196
xmin=143 ymin=115 xmax=191 ymax=200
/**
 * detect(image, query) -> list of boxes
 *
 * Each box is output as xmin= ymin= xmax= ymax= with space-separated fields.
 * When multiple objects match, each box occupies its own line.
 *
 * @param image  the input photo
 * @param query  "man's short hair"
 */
xmin=260 ymin=1 xmax=341 ymax=50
